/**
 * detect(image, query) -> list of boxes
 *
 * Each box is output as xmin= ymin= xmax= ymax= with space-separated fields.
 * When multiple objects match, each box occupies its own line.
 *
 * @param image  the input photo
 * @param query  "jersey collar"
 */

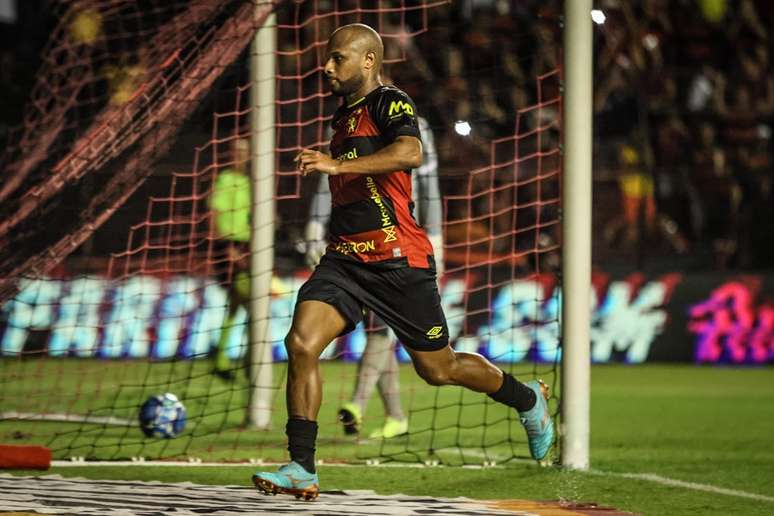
xmin=346 ymin=85 xmax=386 ymax=108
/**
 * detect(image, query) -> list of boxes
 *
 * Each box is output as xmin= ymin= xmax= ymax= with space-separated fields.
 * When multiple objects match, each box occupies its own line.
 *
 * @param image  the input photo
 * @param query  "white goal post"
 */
xmin=247 ymin=5 xmax=276 ymax=430
xmin=561 ymin=0 xmax=592 ymax=470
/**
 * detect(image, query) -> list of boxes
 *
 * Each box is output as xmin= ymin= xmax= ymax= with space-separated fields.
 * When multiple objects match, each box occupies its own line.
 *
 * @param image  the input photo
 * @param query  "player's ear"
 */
xmin=363 ymin=50 xmax=376 ymax=71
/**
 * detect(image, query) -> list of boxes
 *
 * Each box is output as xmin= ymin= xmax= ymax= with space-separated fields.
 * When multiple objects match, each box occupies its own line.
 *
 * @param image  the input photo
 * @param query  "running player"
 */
xmin=305 ymin=115 xmax=443 ymax=440
xmin=252 ymin=24 xmax=553 ymax=501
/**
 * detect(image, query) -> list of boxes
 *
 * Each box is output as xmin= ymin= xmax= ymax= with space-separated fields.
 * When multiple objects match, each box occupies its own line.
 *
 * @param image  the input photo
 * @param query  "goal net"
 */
xmin=0 ymin=0 xmax=562 ymax=466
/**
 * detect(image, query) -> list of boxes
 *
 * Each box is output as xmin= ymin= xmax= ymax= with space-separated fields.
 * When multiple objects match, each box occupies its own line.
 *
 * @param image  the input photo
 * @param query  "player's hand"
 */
xmin=227 ymin=244 xmax=249 ymax=270
xmin=304 ymin=220 xmax=327 ymax=269
xmin=305 ymin=240 xmax=327 ymax=269
xmin=294 ymin=149 xmax=341 ymax=176
xmin=428 ymin=233 xmax=444 ymax=282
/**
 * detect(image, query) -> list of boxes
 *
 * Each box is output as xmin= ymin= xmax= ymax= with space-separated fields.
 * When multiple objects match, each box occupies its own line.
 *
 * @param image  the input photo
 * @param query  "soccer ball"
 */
xmin=138 ymin=393 xmax=187 ymax=438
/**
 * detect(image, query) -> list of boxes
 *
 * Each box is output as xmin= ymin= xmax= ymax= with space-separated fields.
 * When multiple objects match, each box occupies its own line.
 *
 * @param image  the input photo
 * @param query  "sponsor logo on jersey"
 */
xmin=335 ymin=148 xmax=358 ymax=161
xmin=426 ymin=326 xmax=444 ymax=339
xmin=381 ymin=225 xmax=397 ymax=242
xmin=388 ymin=100 xmax=414 ymax=118
xmin=347 ymin=116 xmax=357 ymax=134
xmin=333 ymin=240 xmax=375 ymax=255
xmin=365 ymin=176 xmax=398 ymax=242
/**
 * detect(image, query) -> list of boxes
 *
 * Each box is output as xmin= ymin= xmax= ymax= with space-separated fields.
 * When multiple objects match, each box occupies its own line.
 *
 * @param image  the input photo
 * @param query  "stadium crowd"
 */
xmin=0 ymin=0 xmax=772 ymax=271
xmin=389 ymin=0 xmax=774 ymax=270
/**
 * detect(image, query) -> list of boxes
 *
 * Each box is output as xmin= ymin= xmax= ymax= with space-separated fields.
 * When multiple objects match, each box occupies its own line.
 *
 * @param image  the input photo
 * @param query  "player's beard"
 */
xmin=330 ymin=73 xmax=364 ymax=97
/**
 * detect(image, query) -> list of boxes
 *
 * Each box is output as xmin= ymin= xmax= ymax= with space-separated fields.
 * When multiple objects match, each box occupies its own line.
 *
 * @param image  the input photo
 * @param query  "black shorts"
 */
xmin=296 ymin=254 xmax=449 ymax=352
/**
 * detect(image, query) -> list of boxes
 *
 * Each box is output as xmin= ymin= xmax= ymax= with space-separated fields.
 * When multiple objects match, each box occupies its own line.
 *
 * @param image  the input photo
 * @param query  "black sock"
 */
xmin=488 ymin=372 xmax=536 ymax=412
xmin=286 ymin=417 xmax=318 ymax=474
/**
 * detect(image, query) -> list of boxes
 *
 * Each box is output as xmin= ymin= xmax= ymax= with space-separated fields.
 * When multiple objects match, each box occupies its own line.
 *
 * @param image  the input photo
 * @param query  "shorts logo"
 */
xmin=426 ymin=326 xmax=444 ymax=339
xmin=388 ymin=100 xmax=414 ymax=118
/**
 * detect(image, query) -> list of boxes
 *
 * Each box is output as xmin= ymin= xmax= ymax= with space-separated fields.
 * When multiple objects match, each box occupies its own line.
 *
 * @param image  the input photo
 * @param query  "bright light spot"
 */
xmin=454 ymin=120 xmax=472 ymax=136
xmin=643 ymin=33 xmax=659 ymax=51
xmin=591 ymin=9 xmax=606 ymax=25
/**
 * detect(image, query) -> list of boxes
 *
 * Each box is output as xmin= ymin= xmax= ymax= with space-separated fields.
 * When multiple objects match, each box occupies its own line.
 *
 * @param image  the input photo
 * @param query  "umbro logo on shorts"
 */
xmin=426 ymin=326 xmax=443 ymax=339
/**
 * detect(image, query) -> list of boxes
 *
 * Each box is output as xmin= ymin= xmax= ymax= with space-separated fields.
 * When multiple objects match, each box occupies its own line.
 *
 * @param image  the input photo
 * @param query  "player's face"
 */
xmin=323 ymin=41 xmax=366 ymax=96
xmin=232 ymin=139 xmax=248 ymax=165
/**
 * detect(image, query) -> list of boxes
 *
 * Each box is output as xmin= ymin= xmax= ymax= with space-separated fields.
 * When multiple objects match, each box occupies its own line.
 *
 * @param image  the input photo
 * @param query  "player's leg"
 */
xmin=353 ymin=325 xmax=392 ymax=413
xmin=213 ymin=287 xmax=240 ymax=379
xmin=403 ymin=345 xmax=501 ymax=392
xmin=253 ymin=256 xmax=363 ymax=499
xmin=213 ymin=243 xmax=249 ymax=380
xmin=405 ymin=344 xmax=553 ymax=461
xmin=342 ymin=313 xmax=407 ymax=438
xmin=370 ymin=341 xmax=407 ymax=439
xmin=339 ymin=316 xmax=395 ymax=435
xmin=377 ymin=342 xmax=404 ymax=420
xmin=253 ymin=300 xmax=344 ymax=499
xmin=285 ymin=300 xmax=347 ymax=420
xmin=362 ymin=265 xmax=553 ymax=462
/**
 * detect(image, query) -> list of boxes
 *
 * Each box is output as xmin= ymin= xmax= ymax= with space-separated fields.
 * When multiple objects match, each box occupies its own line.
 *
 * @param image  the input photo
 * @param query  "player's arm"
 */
xmin=415 ymin=117 xmax=444 ymax=277
xmin=304 ymin=174 xmax=331 ymax=268
xmin=295 ymin=137 xmax=421 ymax=176
xmin=415 ymin=117 xmax=441 ymax=230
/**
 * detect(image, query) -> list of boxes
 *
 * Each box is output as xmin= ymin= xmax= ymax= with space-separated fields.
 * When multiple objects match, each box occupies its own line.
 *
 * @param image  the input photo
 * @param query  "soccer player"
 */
xmin=208 ymin=137 xmax=251 ymax=380
xmin=252 ymin=24 xmax=553 ymax=501
xmin=305 ymin=115 xmax=443 ymax=440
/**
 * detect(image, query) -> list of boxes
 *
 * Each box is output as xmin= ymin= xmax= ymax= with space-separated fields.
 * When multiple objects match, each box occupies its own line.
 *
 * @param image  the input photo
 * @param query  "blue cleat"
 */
xmin=519 ymin=379 xmax=554 ymax=463
xmin=252 ymin=461 xmax=320 ymax=500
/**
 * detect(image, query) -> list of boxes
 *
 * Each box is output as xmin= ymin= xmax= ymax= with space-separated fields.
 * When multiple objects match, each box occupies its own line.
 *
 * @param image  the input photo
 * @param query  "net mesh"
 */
xmin=0 ymin=0 xmax=562 ymax=466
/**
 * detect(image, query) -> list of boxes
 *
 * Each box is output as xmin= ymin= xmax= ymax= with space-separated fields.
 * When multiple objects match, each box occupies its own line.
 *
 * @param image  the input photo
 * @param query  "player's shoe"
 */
xmin=368 ymin=417 xmax=408 ymax=439
xmin=212 ymin=366 xmax=236 ymax=381
xmin=212 ymin=339 xmax=235 ymax=381
xmin=252 ymin=461 xmax=319 ymax=501
xmin=518 ymin=379 xmax=554 ymax=463
xmin=338 ymin=402 xmax=362 ymax=435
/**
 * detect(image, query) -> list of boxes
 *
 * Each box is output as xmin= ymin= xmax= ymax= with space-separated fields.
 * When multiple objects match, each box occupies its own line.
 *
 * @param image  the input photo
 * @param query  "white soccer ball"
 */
xmin=138 ymin=393 xmax=187 ymax=439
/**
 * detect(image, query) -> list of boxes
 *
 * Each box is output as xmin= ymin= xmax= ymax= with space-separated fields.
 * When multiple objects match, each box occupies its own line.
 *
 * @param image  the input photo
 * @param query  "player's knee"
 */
xmin=418 ymin=366 xmax=451 ymax=386
xmin=284 ymin=330 xmax=315 ymax=362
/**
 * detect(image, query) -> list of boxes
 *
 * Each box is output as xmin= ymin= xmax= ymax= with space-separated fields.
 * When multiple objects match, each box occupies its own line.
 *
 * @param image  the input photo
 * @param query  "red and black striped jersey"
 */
xmin=326 ymin=85 xmax=434 ymax=269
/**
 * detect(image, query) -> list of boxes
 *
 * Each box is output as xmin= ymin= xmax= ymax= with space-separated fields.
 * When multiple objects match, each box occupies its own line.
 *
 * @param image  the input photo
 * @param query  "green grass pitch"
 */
xmin=3 ymin=363 xmax=774 ymax=515
xmin=1 ymin=357 xmax=558 ymax=465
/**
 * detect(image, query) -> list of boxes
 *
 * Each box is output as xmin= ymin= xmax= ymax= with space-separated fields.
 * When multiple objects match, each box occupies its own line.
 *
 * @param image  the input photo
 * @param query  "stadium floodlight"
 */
xmin=590 ymin=9 xmax=606 ymax=25
xmin=454 ymin=120 xmax=472 ymax=136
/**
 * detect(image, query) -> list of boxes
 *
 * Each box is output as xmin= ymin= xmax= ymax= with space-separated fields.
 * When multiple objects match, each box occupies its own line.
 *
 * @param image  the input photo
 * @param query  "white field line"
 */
xmin=51 ymin=459 xmax=774 ymax=502
xmin=588 ymin=470 xmax=774 ymax=503
xmin=1 ymin=411 xmax=132 ymax=426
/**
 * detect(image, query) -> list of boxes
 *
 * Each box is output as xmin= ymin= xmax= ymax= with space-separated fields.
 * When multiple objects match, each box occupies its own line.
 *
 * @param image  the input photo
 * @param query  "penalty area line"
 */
xmin=590 ymin=470 xmax=774 ymax=503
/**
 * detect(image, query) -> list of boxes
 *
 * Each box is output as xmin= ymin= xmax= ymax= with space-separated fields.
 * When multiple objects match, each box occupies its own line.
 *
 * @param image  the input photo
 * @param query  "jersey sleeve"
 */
xmin=373 ymin=88 xmax=421 ymax=144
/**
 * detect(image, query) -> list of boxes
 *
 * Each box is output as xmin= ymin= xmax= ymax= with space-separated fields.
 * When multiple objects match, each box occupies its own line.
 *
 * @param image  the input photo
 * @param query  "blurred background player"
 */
xmin=208 ymin=137 xmax=251 ymax=379
xmin=305 ymin=115 xmax=443 ymax=439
